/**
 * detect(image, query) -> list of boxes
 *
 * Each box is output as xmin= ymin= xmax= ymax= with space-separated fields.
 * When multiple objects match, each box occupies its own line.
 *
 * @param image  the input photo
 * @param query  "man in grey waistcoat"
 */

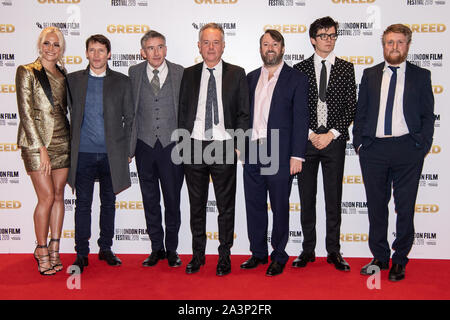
xmin=128 ymin=30 xmax=184 ymax=268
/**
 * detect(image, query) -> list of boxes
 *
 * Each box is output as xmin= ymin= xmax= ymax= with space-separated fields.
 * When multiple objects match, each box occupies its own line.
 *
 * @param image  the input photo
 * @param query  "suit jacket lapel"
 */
xmin=373 ymin=63 xmax=384 ymax=114
xmin=191 ymin=62 xmax=203 ymax=121
xmin=328 ymin=59 xmax=339 ymax=96
xmin=78 ymin=67 xmax=90 ymax=123
xmin=33 ymin=60 xmax=54 ymax=108
xmin=268 ymin=63 xmax=290 ymax=124
xmin=167 ymin=60 xmax=179 ymax=122
xmin=248 ymin=68 xmax=261 ymax=128
xmin=134 ymin=61 xmax=146 ymax=112
xmin=403 ymin=62 xmax=413 ymax=115
xmin=221 ymin=61 xmax=229 ymax=113
xmin=306 ymin=55 xmax=318 ymax=105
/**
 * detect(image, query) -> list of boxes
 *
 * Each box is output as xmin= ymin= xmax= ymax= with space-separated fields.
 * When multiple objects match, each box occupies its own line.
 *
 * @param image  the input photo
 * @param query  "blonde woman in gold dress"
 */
xmin=16 ymin=27 xmax=70 ymax=275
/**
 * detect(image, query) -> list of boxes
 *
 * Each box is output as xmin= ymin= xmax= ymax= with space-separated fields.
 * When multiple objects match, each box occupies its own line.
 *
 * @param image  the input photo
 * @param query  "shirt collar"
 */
xmin=261 ymin=61 xmax=284 ymax=80
xmin=203 ymin=60 xmax=222 ymax=73
xmin=383 ymin=60 xmax=406 ymax=73
xmin=89 ymin=68 xmax=106 ymax=77
xmin=314 ymin=51 xmax=336 ymax=66
xmin=147 ymin=59 xmax=167 ymax=74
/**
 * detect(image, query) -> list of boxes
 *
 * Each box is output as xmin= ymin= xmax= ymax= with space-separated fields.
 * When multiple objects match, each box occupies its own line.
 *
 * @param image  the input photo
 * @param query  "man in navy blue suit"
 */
xmin=240 ymin=29 xmax=309 ymax=276
xmin=353 ymin=24 xmax=434 ymax=281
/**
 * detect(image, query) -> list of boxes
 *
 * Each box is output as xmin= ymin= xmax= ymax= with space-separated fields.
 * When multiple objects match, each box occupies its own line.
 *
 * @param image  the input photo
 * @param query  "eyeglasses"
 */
xmin=316 ymin=33 xmax=338 ymax=41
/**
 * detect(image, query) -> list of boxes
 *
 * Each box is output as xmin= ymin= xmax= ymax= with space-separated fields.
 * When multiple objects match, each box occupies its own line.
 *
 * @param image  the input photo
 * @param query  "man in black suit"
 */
xmin=178 ymin=23 xmax=250 ymax=276
xmin=354 ymin=24 xmax=434 ymax=281
xmin=292 ymin=17 xmax=356 ymax=271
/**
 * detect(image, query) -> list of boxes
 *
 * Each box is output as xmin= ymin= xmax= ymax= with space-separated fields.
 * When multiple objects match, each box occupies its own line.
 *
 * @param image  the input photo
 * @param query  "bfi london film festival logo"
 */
xmin=341 ymin=201 xmax=368 ymax=215
xmin=283 ymin=52 xmax=305 ymax=67
xmin=0 ymin=112 xmax=18 ymax=127
xmin=36 ymin=1 xmax=81 ymax=36
xmin=0 ymin=227 xmax=21 ymax=241
xmin=406 ymin=0 xmax=446 ymax=6
xmin=419 ymin=173 xmax=439 ymax=187
xmin=64 ymin=197 xmax=76 ymax=212
xmin=338 ymin=22 xmax=375 ymax=37
xmin=192 ymin=22 xmax=237 ymax=37
xmin=115 ymin=228 xmax=148 ymax=242
xmin=36 ymin=20 xmax=80 ymax=37
xmin=408 ymin=52 xmax=443 ymax=68
xmin=110 ymin=53 xmax=145 ymax=68
xmin=267 ymin=0 xmax=306 ymax=7
xmin=0 ymin=53 xmax=15 ymax=68
xmin=0 ymin=170 xmax=20 ymax=184
xmin=110 ymin=0 xmax=149 ymax=6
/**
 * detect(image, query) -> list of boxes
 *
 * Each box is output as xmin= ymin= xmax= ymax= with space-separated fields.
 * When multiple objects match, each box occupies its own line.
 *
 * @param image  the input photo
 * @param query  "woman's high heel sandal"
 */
xmin=48 ymin=239 xmax=63 ymax=272
xmin=34 ymin=245 xmax=56 ymax=276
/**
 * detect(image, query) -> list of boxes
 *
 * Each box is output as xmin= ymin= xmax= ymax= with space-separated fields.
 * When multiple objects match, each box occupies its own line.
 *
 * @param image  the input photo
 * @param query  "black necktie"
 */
xmin=384 ymin=66 xmax=399 ymax=135
xmin=205 ymin=68 xmax=219 ymax=138
xmin=319 ymin=60 xmax=327 ymax=102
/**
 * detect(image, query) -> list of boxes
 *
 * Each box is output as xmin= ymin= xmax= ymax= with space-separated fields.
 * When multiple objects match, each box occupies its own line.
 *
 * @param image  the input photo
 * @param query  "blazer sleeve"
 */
xmin=352 ymin=68 xmax=369 ymax=150
xmin=178 ymin=70 xmax=189 ymax=131
xmin=420 ymin=69 xmax=435 ymax=155
xmin=235 ymin=68 xmax=250 ymax=132
xmin=334 ymin=64 xmax=357 ymax=136
xmin=122 ymin=77 xmax=135 ymax=158
xmin=291 ymin=72 xmax=310 ymax=159
xmin=16 ymin=65 xmax=44 ymax=148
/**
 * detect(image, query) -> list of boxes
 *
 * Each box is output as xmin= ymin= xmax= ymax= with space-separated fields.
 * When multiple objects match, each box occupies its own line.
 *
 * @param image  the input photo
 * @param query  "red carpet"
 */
xmin=0 ymin=254 xmax=449 ymax=300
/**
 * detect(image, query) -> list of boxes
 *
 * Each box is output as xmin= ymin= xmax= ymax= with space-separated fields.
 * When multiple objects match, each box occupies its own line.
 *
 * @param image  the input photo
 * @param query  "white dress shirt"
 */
xmin=146 ymin=60 xmax=168 ymax=88
xmin=376 ymin=61 xmax=409 ymax=138
xmin=191 ymin=60 xmax=231 ymax=141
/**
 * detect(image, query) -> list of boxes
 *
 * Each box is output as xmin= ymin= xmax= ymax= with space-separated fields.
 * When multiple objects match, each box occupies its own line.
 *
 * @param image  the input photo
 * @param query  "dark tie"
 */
xmin=151 ymin=69 xmax=160 ymax=95
xmin=205 ymin=68 xmax=219 ymax=138
xmin=384 ymin=66 xmax=399 ymax=135
xmin=319 ymin=60 xmax=327 ymax=102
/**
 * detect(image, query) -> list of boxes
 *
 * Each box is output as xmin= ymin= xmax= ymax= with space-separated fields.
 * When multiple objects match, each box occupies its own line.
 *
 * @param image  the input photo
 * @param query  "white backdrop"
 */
xmin=0 ymin=0 xmax=448 ymax=260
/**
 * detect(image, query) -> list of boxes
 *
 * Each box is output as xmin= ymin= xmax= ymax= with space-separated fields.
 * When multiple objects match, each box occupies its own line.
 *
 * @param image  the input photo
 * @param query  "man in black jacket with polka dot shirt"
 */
xmin=292 ymin=16 xmax=357 ymax=272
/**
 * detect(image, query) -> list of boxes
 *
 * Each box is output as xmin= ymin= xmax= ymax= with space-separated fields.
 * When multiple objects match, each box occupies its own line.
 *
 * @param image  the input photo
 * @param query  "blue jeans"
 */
xmin=74 ymin=152 xmax=116 ymax=256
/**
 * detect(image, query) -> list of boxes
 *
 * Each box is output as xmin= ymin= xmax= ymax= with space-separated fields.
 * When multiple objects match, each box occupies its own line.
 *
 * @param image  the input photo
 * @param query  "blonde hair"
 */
xmin=382 ymin=24 xmax=412 ymax=45
xmin=37 ymin=27 xmax=66 ymax=68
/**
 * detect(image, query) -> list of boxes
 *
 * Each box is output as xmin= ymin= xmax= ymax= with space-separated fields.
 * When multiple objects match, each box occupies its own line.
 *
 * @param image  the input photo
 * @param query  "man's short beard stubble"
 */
xmin=384 ymin=48 xmax=408 ymax=65
xmin=261 ymin=50 xmax=284 ymax=66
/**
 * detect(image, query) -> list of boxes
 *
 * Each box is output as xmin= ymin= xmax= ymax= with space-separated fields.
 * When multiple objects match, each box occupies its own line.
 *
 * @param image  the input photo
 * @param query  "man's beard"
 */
xmin=384 ymin=49 xmax=408 ymax=65
xmin=261 ymin=50 xmax=284 ymax=66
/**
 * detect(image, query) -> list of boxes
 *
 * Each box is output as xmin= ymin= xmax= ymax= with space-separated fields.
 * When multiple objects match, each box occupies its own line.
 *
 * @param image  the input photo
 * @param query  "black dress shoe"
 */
xmin=185 ymin=257 xmax=205 ymax=274
xmin=98 ymin=250 xmax=122 ymax=266
xmin=142 ymin=249 xmax=166 ymax=267
xmin=327 ymin=252 xmax=350 ymax=271
xmin=360 ymin=258 xmax=390 ymax=275
xmin=388 ymin=263 xmax=405 ymax=282
xmin=167 ymin=251 xmax=182 ymax=267
xmin=292 ymin=252 xmax=315 ymax=268
xmin=216 ymin=256 xmax=231 ymax=276
xmin=266 ymin=260 xmax=285 ymax=277
xmin=71 ymin=255 xmax=89 ymax=274
xmin=240 ymin=256 xmax=268 ymax=269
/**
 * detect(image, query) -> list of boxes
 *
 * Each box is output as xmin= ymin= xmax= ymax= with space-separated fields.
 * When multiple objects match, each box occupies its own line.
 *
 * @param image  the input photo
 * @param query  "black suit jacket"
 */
xmin=353 ymin=61 xmax=435 ymax=155
xmin=293 ymin=55 xmax=356 ymax=141
xmin=178 ymin=61 xmax=250 ymax=136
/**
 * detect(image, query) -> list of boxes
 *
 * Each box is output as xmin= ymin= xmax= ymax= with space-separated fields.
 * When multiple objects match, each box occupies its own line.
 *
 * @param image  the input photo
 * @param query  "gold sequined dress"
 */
xmin=20 ymin=69 xmax=70 ymax=172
